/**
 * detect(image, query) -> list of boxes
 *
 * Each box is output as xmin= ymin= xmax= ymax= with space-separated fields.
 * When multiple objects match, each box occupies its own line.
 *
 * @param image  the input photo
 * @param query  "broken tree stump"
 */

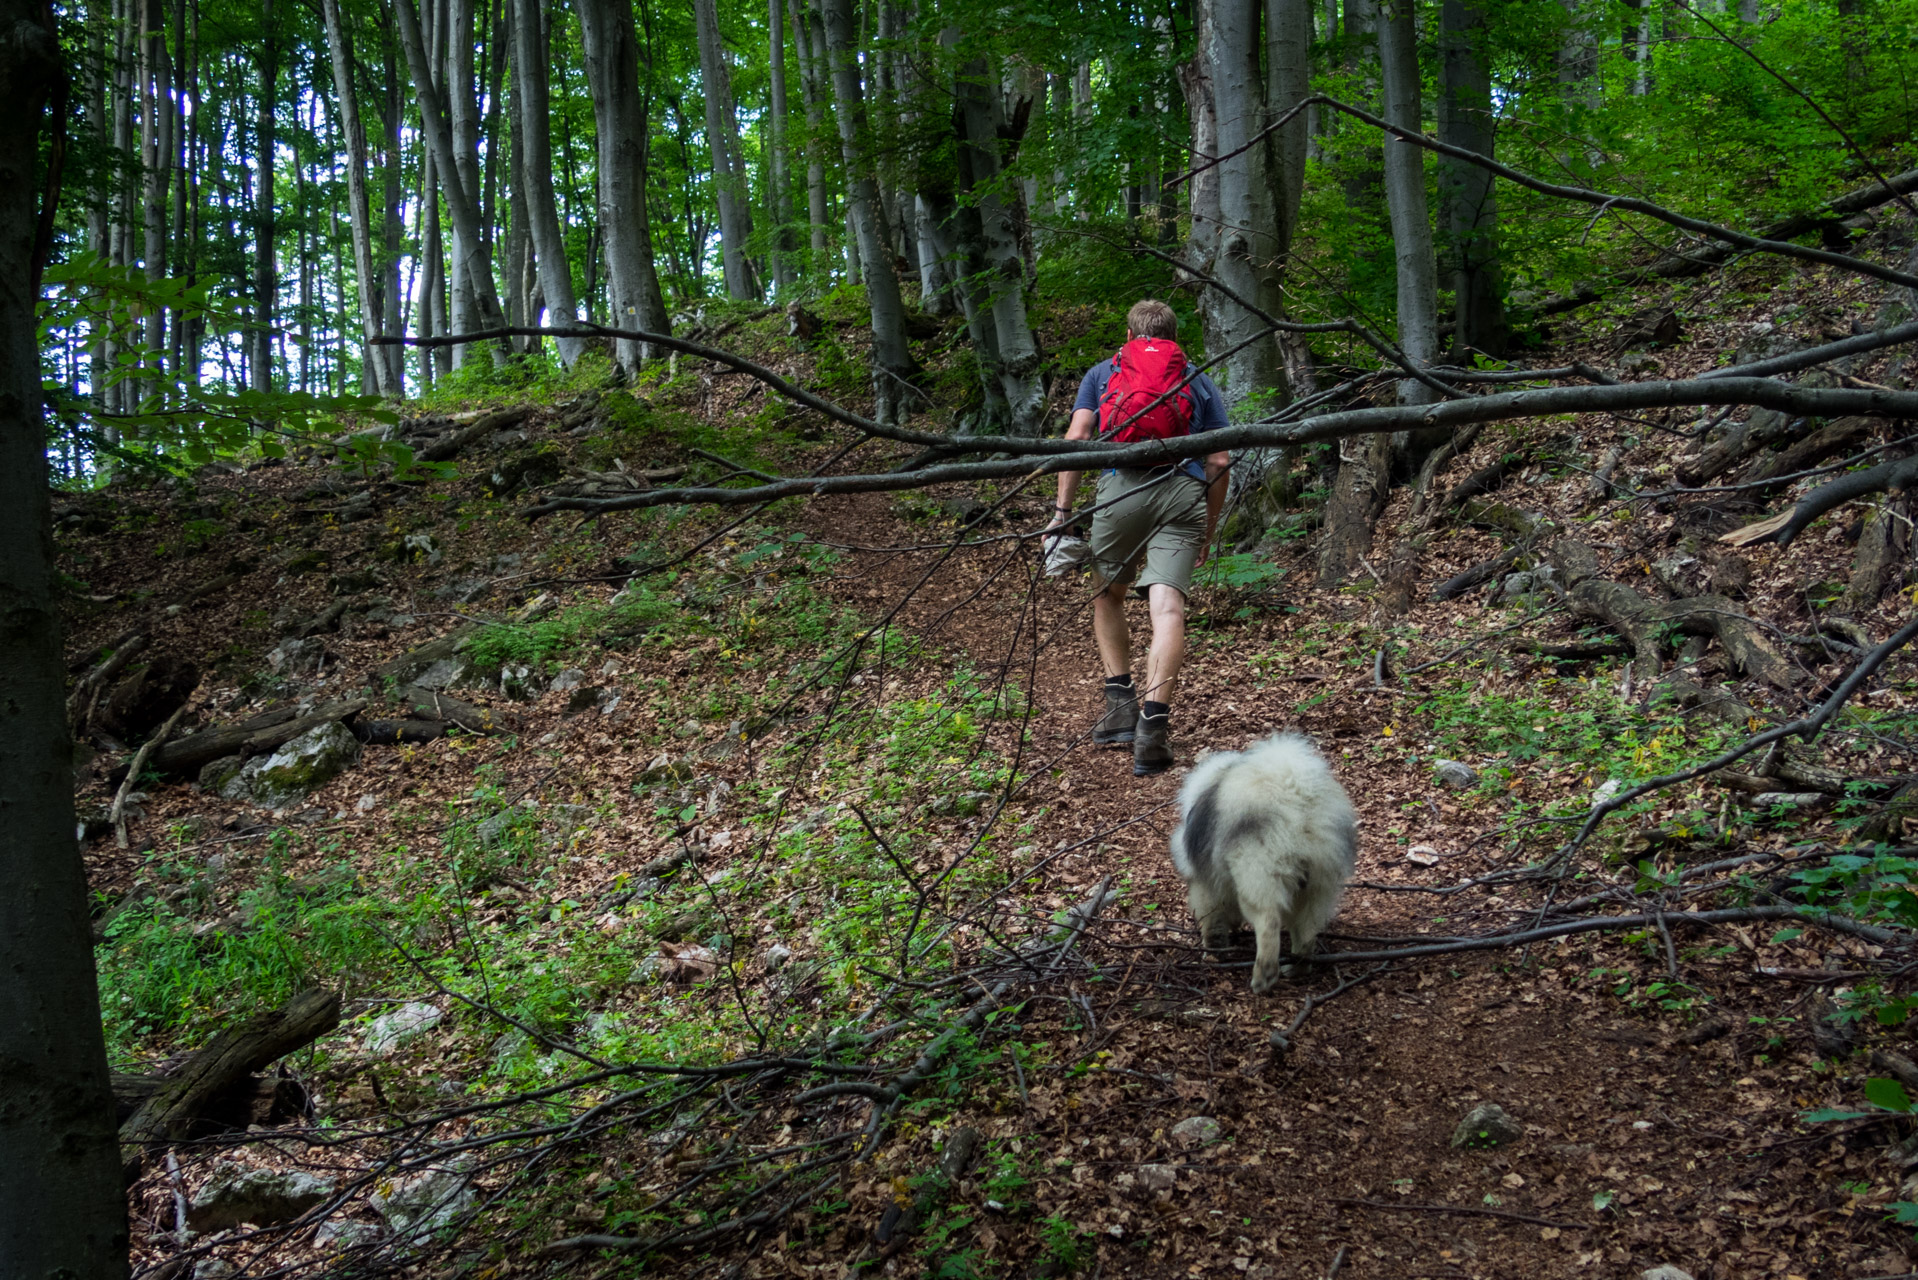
xmin=120 ymin=989 xmax=340 ymax=1149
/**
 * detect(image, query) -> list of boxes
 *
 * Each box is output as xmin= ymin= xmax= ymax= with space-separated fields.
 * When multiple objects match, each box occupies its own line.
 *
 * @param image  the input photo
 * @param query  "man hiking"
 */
xmin=1047 ymin=299 xmax=1231 ymax=776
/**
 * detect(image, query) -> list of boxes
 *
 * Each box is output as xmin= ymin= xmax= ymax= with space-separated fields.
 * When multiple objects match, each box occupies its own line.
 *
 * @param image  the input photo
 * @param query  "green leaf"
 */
xmin=1591 ymin=1190 xmax=1616 ymax=1211
xmin=1801 ymin=1107 xmax=1872 ymax=1123
xmin=1770 ymin=928 xmax=1803 ymax=943
xmin=1886 ymin=1201 xmax=1918 ymax=1226
xmin=1865 ymin=1077 xmax=1913 ymax=1113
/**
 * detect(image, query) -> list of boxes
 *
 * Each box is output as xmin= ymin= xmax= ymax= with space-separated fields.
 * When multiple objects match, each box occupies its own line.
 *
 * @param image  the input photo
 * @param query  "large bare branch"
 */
xmin=501 ymin=372 xmax=1918 ymax=517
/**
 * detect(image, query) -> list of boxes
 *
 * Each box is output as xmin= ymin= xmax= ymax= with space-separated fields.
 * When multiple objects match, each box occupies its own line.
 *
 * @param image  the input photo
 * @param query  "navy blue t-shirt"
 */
xmin=1073 ymin=357 xmax=1228 ymax=481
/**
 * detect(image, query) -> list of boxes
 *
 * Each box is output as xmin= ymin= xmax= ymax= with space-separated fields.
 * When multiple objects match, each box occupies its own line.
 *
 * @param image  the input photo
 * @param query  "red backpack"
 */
xmin=1098 ymin=338 xmax=1195 ymax=443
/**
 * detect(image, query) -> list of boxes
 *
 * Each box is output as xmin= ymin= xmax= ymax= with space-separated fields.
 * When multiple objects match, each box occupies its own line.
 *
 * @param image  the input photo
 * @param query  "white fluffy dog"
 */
xmin=1168 ymin=732 xmax=1357 ymax=993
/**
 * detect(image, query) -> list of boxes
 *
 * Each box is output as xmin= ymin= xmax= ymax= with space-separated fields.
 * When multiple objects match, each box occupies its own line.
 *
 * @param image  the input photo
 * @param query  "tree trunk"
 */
xmin=574 ymin=0 xmax=672 ymax=371
xmin=380 ymin=7 xmax=407 ymax=391
xmin=1265 ymin=0 xmax=1310 ymax=246
xmin=788 ymin=0 xmax=831 ymax=263
xmin=444 ymin=0 xmax=481 ymax=366
xmin=140 ymin=0 xmax=171 ymax=392
xmin=949 ymin=38 xmax=1046 ymax=436
xmin=320 ymin=0 xmax=390 ymax=394
xmin=0 ymin=7 xmax=131 ymax=1271
xmin=509 ymin=0 xmax=583 ymax=363
xmin=397 ymin=0 xmax=508 ymax=358
xmin=820 ymin=0 xmax=920 ymax=421
xmin=695 ymin=0 xmax=757 ymax=300
xmin=1378 ymin=0 xmax=1438 ymax=406
xmin=1437 ymin=0 xmax=1506 ymax=358
xmin=252 ymin=0 xmax=277 ymax=392
xmin=767 ymin=0 xmax=794 ymax=294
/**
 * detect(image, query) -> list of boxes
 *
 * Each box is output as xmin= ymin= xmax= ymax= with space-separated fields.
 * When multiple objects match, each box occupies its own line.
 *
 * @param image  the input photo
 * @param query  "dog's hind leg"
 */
xmin=1235 ymin=867 xmax=1294 ymax=995
xmin=1186 ymin=878 xmax=1238 ymax=952
xmin=1280 ymin=869 xmax=1340 ymax=979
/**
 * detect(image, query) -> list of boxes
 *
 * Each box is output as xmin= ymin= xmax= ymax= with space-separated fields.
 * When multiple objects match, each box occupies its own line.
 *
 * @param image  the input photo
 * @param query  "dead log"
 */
xmin=120 ymin=989 xmax=339 ymax=1148
xmin=1724 ymin=453 xmax=1918 ymax=549
xmin=1837 ymin=494 xmax=1912 ymax=615
xmin=69 ymin=632 xmax=148 ymax=731
xmin=1740 ymin=415 xmax=1877 ymax=485
xmin=352 ymin=718 xmax=448 ymax=746
xmin=1547 ymin=539 xmax=1796 ymax=692
xmin=416 ymin=406 xmax=531 ymax=463
xmin=394 ymin=686 xmax=507 ymax=733
xmin=111 ymin=1072 xmax=306 ymax=1129
xmin=1433 ymin=548 xmax=1522 ymax=601
xmin=1676 ymin=408 xmax=1798 ymax=486
xmin=1586 ymin=446 xmax=1622 ymax=503
xmin=147 ymin=698 xmax=369 ymax=778
xmin=1515 ymin=639 xmax=1634 ymax=661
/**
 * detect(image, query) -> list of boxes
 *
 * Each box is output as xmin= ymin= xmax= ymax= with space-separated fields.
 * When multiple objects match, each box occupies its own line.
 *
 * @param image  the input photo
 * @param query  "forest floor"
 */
xmin=61 ymin=251 xmax=1918 ymax=1280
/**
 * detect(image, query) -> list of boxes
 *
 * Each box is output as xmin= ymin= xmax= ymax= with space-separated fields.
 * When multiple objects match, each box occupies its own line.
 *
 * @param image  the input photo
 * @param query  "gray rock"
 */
xmin=232 ymin=721 xmax=362 ymax=808
xmin=630 ymin=955 xmax=665 ymax=985
xmin=365 ymin=1001 xmax=444 ymax=1056
xmin=314 ymin=1219 xmax=387 ymax=1252
xmin=549 ymin=668 xmax=587 ymax=691
xmin=1591 ymin=779 xmax=1624 ymax=806
xmin=199 ymin=755 xmax=246 ymax=795
xmin=764 ymin=943 xmax=795 ymax=971
xmin=1433 ymin=759 xmax=1478 ymax=790
xmin=491 ymin=1029 xmax=533 ymax=1062
xmin=564 ymin=685 xmax=605 ymax=716
xmin=1641 ymin=1269 xmax=1695 ymax=1280
xmin=1136 ymin=1163 xmax=1178 ymax=1191
xmin=193 ymin=1263 xmax=238 ymax=1280
xmin=412 ymin=657 xmax=469 ymax=691
xmin=1170 ymin=1116 xmax=1222 ymax=1148
xmin=370 ymin=1159 xmax=474 ymax=1239
xmin=267 ymin=636 xmax=329 ymax=676
xmin=1488 ymin=565 xmax=1565 ymax=607
xmin=188 ymin=1163 xmax=337 ymax=1231
xmin=475 ymin=806 xmax=532 ymax=848
xmin=400 ymin=532 xmax=441 ymax=565
xmin=499 ymin=664 xmax=541 ymax=700
xmin=675 ymin=718 xmax=703 ymax=738
xmin=1451 ymin=1102 xmax=1524 ymax=1149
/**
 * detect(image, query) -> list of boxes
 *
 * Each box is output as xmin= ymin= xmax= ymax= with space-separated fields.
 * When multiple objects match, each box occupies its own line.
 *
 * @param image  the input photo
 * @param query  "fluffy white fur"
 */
xmin=1168 ymin=732 xmax=1358 ymax=993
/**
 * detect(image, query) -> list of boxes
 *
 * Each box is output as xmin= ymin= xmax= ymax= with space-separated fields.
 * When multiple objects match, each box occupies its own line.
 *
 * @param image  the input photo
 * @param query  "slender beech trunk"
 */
xmin=695 ymin=0 xmax=757 ymax=299
xmin=574 ymin=0 xmax=671 ymax=370
xmin=140 ymin=0 xmax=171 ymax=391
xmin=1437 ymin=0 xmax=1506 ymax=357
xmin=320 ymin=0 xmax=391 ymax=394
xmin=1378 ymin=0 xmax=1437 ymax=406
xmin=948 ymin=37 xmax=1046 ymax=435
xmin=379 ymin=5 xmax=406 ymax=390
xmin=0 ymin=6 xmax=130 ymax=1273
xmin=252 ymin=0 xmax=277 ymax=391
xmin=170 ymin=0 xmax=190 ymax=379
xmin=509 ymin=0 xmax=583 ymax=362
xmin=767 ymin=0 xmax=794 ymax=293
xmin=788 ymin=0 xmax=830 ymax=261
xmin=396 ymin=0 xmax=509 ymax=358
xmin=821 ymin=0 xmax=919 ymax=420
xmin=86 ymin=11 xmax=109 ymax=406
xmin=445 ymin=0 xmax=479 ymax=364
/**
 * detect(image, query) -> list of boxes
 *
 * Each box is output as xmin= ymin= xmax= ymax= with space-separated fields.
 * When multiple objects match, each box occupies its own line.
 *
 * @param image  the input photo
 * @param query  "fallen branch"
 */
xmin=1308 ymin=904 xmax=1896 ymax=966
xmin=111 ymin=701 xmax=191 ymax=847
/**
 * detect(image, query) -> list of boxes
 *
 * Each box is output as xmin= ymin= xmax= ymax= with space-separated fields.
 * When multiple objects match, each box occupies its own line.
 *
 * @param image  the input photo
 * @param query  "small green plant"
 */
xmin=1038 ymin=1215 xmax=1095 ymax=1272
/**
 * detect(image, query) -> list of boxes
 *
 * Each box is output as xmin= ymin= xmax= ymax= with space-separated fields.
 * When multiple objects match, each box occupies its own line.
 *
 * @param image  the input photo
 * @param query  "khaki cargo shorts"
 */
xmin=1088 ymin=467 xmax=1209 ymax=599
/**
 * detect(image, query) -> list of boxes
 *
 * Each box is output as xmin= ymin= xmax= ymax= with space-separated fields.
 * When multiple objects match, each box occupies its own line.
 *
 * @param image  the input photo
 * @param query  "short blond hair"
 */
xmin=1126 ymin=299 xmax=1179 ymax=340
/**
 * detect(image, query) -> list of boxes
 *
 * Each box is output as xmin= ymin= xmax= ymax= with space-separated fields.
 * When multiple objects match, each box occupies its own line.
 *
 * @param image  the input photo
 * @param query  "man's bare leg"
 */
xmin=1091 ymin=580 xmax=1133 ymax=677
xmin=1141 ymin=583 xmax=1187 ymax=705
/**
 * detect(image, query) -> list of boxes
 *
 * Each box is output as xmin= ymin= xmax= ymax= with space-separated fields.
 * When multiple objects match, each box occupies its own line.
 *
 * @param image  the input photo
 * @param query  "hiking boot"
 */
xmin=1132 ymin=712 xmax=1173 ymax=776
xmin=1092 ymin=683 xmax=1138 ymax=746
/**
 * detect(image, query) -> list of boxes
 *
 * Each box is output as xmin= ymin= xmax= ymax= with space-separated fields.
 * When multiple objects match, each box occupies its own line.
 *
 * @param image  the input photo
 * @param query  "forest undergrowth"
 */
xmin=62 ymin=239 xmax=1918 ymax=1280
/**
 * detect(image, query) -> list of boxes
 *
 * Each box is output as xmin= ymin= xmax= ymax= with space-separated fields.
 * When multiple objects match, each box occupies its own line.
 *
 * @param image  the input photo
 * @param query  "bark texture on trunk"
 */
xmin=252 ymin=0 xmax=278 ymax=391
xmin=320 ymin=0 xmax=390 ymax=394
xmin=1437 ymin=0 xmax=1506 ymax=357
xmin=787 ymin=0 xmax=831 ymax=261
xmin=395 ymin=0 xmax=509 ymax=351
xmin=1378 ymin=0 xmax=1438 ymax=406
xmin=574 ymin=0 xmax=672 ymax=371
xmin=509 ymin=0 xmax=583 ymax=364
xmin=140 ymin=0 xmax=171 ymax=387
xmin=950 ymin=39 xmax=1046 ymax=436
xmin=0 ymin=6 xmax=131 ymax=1273
xmin=767 ymin=0 xmax=794 ymax=294
xmin=820 ymin=0 xmax=920 ymax=421
xmin=695 ymin=0 xmax=757 ymax=299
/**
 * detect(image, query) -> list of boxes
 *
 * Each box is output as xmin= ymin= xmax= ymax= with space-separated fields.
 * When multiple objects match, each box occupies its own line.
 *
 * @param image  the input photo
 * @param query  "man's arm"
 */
xmin=1198 ymin=449 xmax=1230 ymax=564
xmin=1050 ymin=407 xmax=1099 ymax=529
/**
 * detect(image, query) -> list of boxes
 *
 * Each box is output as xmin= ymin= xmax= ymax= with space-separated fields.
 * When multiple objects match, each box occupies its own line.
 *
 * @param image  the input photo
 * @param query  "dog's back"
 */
xmin=1170 ymin=732 xmax=1357 ymax=992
